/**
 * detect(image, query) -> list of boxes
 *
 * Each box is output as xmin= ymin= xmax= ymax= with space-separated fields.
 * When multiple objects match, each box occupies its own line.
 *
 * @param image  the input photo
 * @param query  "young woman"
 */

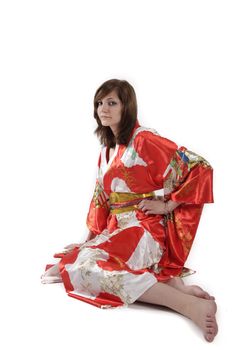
xmin=41 ymin=79 xmax=218 ymax=342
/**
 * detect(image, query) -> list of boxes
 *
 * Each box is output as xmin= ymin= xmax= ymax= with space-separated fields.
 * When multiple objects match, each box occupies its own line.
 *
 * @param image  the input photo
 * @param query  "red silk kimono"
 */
xmin=42 ymin=120 xmax=213 ymax=309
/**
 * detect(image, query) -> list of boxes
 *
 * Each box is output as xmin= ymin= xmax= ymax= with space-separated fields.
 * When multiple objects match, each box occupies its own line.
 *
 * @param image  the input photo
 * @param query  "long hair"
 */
xmin=93 ymin=79 xmax=138 ymax=148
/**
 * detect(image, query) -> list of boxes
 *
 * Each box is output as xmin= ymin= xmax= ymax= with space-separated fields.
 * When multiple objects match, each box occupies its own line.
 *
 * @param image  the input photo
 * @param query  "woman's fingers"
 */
xmin=138 ymin=200 xmax=153 ymax=210
xmin=54 ymin=243 xmax=83 ymax=258
xmin=138 ymin=199 xmax=165 ymax=215
xmin=63 ymin=245 xmax=71 ymax=249
xmin=64 ymin=243 xmax=79 ymax=249
xmin=137 ymin=200 xmax=147 ymax=210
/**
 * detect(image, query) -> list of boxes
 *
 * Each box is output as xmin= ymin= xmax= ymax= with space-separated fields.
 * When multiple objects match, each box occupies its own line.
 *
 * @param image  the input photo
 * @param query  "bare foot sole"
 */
xmin=187 ymin=298 xmax=218 ymax=342
xmin=166 ymin=277 xmax=215 ymax=300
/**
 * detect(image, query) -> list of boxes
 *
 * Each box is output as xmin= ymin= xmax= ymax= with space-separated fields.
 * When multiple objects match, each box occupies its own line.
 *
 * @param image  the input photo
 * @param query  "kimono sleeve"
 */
xmin=137 ymin=131 xmax=214 ymax=280
xmin=163 ymin=146 xmax=214 ymax=204
xmin=137 ymin=130 xmax=213 ymax=203
xmin=86 ymin=153 xmax=110 ymax=235
xmin=159 ymin=145 xmax=214 ymax=280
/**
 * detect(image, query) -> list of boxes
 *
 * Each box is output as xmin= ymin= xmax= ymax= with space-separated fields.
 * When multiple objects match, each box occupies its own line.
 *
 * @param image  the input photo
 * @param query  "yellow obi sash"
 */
xmin=109 ymin=191 xmax=155 ymax=214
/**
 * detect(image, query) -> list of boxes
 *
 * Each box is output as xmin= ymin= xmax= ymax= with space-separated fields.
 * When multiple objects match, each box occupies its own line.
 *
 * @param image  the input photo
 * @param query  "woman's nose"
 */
xmin=101 ymin=101 xmax=109 ymax=112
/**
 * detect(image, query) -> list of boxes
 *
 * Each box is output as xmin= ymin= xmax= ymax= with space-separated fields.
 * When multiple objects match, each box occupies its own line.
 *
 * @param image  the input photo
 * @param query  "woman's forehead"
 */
xmin=98 ymin=89 xmax=119 ymax=100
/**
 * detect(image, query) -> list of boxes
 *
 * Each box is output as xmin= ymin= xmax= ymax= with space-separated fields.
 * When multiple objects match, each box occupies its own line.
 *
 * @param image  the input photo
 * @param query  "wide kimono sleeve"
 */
xmin=140 ymin=131 xmax=214 ymax=280
xmin=86 ymin=152 xmax=110 ymax=236
xmin=163 ymin=146 xmax=214 ymax=204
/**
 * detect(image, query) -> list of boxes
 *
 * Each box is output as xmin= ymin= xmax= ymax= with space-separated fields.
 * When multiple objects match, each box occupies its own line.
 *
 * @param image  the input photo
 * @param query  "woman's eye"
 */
xmin=97 ymin=100 xmax=116 ymax=107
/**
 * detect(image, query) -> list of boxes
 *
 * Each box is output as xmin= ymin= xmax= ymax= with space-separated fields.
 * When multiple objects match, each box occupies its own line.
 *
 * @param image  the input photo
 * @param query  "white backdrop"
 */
xmin=0 ymin=1 xmax=232 ymax=349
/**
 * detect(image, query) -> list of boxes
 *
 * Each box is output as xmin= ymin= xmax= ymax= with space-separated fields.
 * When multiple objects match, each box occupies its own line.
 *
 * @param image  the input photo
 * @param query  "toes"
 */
xmin=215 ymin=325 xmax=218 ymax=336
xmin=203 ymin=292 xmax=215 ymax=300
xmin=205 ymin=333 xmax=214 ymax=342
xmin=203 ymin=292 xmax=211 ymax=299
xmin=205 ymin=328 xmax=215 ymax=341
xmin=205 ymin=315 xmax=218 ymax=341
xmin=191 ymin=285 xmax=207 ymax=298
xmin=206 ymin=295 xmax=215 ymax=301
xmin=191 ymin=285 xmax=215 ymax=300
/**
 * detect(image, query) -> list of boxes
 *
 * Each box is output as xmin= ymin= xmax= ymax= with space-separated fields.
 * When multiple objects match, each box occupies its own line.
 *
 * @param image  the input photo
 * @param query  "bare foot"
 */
xmin=183 ymin=285 xmax=215 ymax=300
xmin=185 ymin=297 xmax=218 ymax=342
xmin=166 ymin=277 xmax=215 ymax=300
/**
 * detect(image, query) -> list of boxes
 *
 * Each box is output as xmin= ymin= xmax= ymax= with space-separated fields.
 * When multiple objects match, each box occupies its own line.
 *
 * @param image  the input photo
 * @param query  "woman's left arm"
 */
xmin=164 ymin=199 xmax=182 ymax=214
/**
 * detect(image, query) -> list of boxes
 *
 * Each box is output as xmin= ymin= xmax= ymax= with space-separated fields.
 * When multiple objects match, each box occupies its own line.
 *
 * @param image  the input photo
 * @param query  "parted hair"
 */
xmin=93 ymin=79 xmax=138 ymax=148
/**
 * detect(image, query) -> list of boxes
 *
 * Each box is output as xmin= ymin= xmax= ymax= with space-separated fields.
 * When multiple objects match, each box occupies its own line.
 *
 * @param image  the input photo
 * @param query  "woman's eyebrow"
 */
xmin=97 ymin=97 xmax=117 ymax=102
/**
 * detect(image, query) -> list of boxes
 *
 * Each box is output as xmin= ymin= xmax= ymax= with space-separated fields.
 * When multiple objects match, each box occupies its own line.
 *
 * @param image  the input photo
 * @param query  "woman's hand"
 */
xmin=63 ymin=243 xmax=83 ymax=251
xmin=54 ymin=243 xmax=84 ymax=258
xmin=137 ymin=199 xmax=181 ymax=215
xmin=63 ymin=232 xmax=95 ymax=251
xmin=137 ymin=199 xmax=166 ymax=215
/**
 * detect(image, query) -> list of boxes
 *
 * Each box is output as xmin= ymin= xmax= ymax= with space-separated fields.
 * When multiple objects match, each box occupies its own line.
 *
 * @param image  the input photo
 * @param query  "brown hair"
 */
xmin=93 ymin=79 xmax=138 ymax=148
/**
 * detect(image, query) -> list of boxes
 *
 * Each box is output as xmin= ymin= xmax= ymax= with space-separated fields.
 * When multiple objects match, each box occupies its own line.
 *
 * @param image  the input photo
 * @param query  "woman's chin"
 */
xmin=101 ymin=121 xmax=111 ymax=127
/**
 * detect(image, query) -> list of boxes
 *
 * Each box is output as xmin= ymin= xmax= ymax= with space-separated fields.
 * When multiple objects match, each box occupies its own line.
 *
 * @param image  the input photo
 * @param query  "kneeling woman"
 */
xmin=42 ymin=78 xmax=218 ymax=342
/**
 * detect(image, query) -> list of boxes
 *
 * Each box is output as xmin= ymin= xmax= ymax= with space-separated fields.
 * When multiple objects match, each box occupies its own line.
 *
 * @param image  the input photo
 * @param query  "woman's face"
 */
xmin=96 ymin=90 xmax=123 ymax=136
